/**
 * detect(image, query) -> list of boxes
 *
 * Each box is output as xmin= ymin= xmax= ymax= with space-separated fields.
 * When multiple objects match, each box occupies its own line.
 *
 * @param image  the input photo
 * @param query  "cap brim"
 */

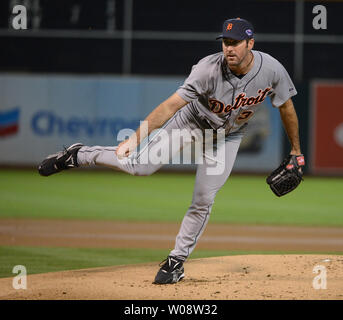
xmin=216 ymin=34 xmax=248 ymax=41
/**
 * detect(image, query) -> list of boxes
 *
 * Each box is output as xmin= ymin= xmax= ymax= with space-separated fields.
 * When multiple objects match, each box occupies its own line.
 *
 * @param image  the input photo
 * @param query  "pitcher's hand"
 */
xmin=116 ymin=137 xmax=137 ymax=159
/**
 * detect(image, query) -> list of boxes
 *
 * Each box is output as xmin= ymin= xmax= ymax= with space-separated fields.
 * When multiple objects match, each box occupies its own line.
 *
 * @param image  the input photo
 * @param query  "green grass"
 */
xmin=1 ymin=246 xmax=340 ymax=279
xmin=1 ymin=169 xmax=343 ymax=226
xmin=1 ymin=170 xmax=341 ymax=279
xmin=0 ymin=246 xmax=166 ymax=278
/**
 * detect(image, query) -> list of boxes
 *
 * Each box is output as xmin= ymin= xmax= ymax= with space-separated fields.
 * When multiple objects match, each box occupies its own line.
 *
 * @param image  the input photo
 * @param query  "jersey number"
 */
xmin=236 ymin=110 xmax=254 ymax=124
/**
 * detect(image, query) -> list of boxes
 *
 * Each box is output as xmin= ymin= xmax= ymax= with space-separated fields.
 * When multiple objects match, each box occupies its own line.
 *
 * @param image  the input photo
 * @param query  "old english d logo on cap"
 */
xmin=216 ymin=18 xmax=254 ymax=40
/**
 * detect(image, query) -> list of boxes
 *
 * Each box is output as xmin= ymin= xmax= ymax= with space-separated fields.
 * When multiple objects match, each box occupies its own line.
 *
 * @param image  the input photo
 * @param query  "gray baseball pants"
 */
xmin=77 ymin=106 xmax=243 ymax=260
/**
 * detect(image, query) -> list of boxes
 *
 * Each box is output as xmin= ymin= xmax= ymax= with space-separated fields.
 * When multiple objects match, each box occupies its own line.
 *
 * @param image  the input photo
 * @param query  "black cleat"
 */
xmin=38 ymin=143 xmax=83 ymax=177
xmin=153 ymin=256 xmax=185 ymax=284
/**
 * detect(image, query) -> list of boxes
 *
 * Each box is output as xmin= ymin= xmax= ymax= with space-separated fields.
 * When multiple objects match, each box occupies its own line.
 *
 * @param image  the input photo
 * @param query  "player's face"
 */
xmin=222 ymin=38 xmax=254 ymax=67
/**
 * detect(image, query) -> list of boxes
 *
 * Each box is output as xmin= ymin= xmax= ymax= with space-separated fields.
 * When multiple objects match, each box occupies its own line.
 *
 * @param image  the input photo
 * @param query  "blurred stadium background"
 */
xmin=0 ymin=0 xmax=343 ymax=279
xmin=1 ymin=0 xmax=343 ymax=173
xmin=0 ymin=0 xmax=342 ymax=173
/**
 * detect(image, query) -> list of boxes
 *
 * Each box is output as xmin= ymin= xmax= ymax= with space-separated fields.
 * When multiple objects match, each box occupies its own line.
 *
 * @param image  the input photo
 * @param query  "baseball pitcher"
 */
xmin=38 ymin=18 xmax=305 ymax=284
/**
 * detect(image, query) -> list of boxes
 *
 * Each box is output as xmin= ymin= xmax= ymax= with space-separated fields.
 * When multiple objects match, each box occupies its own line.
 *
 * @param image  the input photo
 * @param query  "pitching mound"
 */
xmin=1 ymin=255 xmax=342 ymax=300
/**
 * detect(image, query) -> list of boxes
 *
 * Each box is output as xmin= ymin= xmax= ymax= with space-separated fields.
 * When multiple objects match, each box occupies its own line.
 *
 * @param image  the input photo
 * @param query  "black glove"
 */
xmin=266 ymin=154 xmax=305 ymax=197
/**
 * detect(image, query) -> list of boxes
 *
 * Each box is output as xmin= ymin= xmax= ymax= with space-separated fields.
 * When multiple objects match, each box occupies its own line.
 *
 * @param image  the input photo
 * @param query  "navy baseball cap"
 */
xmin=216 ymin=18 xmax=254 ymax=40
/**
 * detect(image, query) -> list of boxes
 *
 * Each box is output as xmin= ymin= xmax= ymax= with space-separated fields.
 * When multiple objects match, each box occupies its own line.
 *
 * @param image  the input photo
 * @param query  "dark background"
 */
xmin=0 ymin=0 xmax=342 ymax=80
xmin=0 ymin=0 xmax=342 ymax=168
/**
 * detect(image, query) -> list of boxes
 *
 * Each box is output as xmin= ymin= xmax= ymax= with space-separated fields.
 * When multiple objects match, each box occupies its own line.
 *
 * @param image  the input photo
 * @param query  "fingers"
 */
xmin=115 ymin=138 xmax=137 ymax=159
xmin=115 ymin=141 xmax=124 ymax=156
xmin=116 ymin=144 xmax=130 ymax=159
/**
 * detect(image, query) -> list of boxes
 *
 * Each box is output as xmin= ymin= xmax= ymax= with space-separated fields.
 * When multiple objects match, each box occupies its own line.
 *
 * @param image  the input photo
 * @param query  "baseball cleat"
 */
xmin=38 ymin=143 xmax=84 ymax=177
xmin=153 ymin=256 xmax=185 ymax=284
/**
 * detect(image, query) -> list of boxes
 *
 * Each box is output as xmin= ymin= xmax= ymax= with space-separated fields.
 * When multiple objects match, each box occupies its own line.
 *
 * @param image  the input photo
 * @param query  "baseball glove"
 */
xmin=266 ymin=154 xmax=305 ymax=197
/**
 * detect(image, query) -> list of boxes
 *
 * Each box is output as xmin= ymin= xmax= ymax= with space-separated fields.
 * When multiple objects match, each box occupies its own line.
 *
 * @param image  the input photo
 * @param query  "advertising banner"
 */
xmin=0 ymin=73 xmax=282 ymax=172
xmin=310 ymin=81 xmax=343 ymax=174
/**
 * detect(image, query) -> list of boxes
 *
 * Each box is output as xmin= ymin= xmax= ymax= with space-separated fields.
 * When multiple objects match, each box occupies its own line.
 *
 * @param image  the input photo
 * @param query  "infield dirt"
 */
xmin=1 ymin=219 xmax=343 ymax=300
xmin=1 ymin=255 xmax=342 ymax=300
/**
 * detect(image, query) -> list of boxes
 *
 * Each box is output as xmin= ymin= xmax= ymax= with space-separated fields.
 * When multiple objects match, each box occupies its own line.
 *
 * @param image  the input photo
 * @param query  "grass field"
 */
xmin=1 ymin=169 xmax=342 ymax=226
xmin=1 ymin=169 xmax=342 ymax=278
xmin=1 ymin=246 xmax=338 ymax=279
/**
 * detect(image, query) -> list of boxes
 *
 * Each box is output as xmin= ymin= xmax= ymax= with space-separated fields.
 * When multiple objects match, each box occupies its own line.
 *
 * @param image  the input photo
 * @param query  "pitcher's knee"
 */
xmin=188 ymin=199 xmax=215 ymax=216
xmin=192 ymin=191 xmax=216 ymax=209
xmin=131 ymin=165 xmax=156 ymax=176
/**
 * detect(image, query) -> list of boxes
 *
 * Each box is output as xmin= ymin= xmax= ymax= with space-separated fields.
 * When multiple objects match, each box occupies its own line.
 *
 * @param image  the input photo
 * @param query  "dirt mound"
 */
xmin=1 ymin=255 xmax=342 ymax=300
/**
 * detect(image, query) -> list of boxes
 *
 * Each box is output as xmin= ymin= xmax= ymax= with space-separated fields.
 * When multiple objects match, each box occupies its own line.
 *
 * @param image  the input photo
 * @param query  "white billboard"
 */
xmin=0 ymin=73 xmax=282 ymax=172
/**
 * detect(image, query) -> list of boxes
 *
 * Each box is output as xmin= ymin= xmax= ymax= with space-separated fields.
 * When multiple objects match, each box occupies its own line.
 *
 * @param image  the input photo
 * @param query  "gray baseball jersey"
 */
xmin=77 ymin=49 xmax=297 ymax=260
xmin=177 ymin=49 xmax=297 ymax=134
